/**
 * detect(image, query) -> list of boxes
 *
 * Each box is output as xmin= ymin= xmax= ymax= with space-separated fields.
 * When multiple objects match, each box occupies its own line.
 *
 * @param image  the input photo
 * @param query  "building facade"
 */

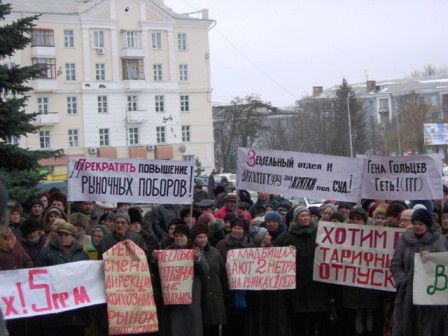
xmin=5 ymin=0 xmax=215 ymax=180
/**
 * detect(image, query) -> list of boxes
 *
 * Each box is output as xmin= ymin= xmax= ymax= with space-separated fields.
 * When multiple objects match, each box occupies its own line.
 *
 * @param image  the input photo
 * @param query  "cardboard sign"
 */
xmin=359 ymin=154 xmax=443 ymax=200
xmin=68 ymin=157 xmax=194 ymax=204
xmin=0 ymin=260 xmax=105 ymax=320
xmin=313 ymin=222 xmax=404 ymax=292
xmin=237 ymin=147 xmax=364 ymax=202
xmin=413 ymin=252 xmax=448 ymax=305
xmin=103 ymin=240 xmax=158 ymax=335
xmin=226 ymin=247 xmax=296 ymax=290
xmin=158 ymin=249 xmax=194 ymax=305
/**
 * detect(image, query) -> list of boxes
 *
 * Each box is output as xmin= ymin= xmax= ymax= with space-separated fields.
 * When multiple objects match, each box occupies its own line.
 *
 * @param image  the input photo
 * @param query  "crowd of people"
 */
xmin=1 ymin=180 xmax=448 ymax=336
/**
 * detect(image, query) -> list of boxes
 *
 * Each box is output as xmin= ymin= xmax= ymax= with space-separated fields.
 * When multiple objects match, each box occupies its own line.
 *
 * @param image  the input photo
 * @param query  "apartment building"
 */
xmin=5 ymin=0 xmax=215 ymax=179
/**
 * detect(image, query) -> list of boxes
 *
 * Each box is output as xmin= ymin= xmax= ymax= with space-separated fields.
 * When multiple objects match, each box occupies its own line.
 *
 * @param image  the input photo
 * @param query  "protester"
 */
xmin=372 ymin=203 xmax=388 ymax=226
xmin=152 ymin=203 xmax=182 ymax=239
xmin=249 ymin=192 xmax=270 ymax=218
xmin=43 ymin=206 xmax=67 ymax=234
xmin=329 ymin=212 xmax=345 ymax=223
xmin=192 ymin=222 xmax=227 ymax=336
xmin=84 ymin=225 xmax=108 ymax=260
xmin=441 ymin=206 xmax=448 ymax=238
xmin=337 ymin=202 xmax=354 ymax=221
xmin=194 ymin=184 xmax=209 ymax=203
xmin=274 ymin=206 xmax=329 ymax=335
xmin=98 ymin=212 xmax=115 ymax=231
xmin=154 ymin=225 xmax=208 ymax=336
xmin=160 ymin=218 xmax=184 ymax=249
xmin=197 ymin=199 xmax=215 ymax=215
xmin=208 ymin=169 xmax=217 ymax=199
xmin=128 ymin=207 xmax=159 ymax=254
xmin=99 ymin=210 xmax=147 ymax=256
xmin=238 ymin=190 xmax=254 ymax=207
xmin=260 ymin=211 xmax=286 ymax=241
xmin=385 ymin=202 xmax=407 ymax=228
xmin=390 ymin=208 xmax=448 ymax=336
xmin=38 ymin=192 xmax=50 ymax=210
xmin=238 ymin=202 xmax=253 ymax=220
xmin=8 ymin=201 xmax=23 ymax=239
xmin=78 ymin=201 xmax=100 ymax=226
xmin=209 ymin=218 xmax=226 ymax=246
xmin=37 ymin=219 xmax=90 ymax=336
xmin=343 ymin=208 xmax=384 ymax=336
xmin=308 ymin=206 xmax=320 ymax=223
xmin=320 ymin=203 xmax=338 ymax=222
xmin=179 ymin=206 xmax=200 ymax=227
xmin=223 ymin=213 xmax=236 ymax=236
xmin=20 ymin=218 xmax=45 ymax=265
xmin=30 ymin=198 xmax=45 ymax=220
xmin=48 ymin=191 xmax=66 ymax=212
xmin=69 ymin=213 xmax=91 ymax=246
xmin=215 ymin=193 xmax=239 ymax=219
xmin=399 ymin=209 xmax=413 ymax=229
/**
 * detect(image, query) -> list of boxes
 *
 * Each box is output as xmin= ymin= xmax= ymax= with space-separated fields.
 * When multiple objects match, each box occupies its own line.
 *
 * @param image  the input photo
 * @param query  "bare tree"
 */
xmin=410 ymin=64 xmax=448 ymax=79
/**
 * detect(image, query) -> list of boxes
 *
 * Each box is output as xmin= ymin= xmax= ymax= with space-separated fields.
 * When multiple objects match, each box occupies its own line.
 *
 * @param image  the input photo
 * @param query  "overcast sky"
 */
xmin=165 ymin=0 xmax=448 ymax=107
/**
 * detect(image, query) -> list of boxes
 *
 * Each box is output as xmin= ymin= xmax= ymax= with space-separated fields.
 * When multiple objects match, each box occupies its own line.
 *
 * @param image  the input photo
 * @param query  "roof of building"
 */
xmin=7 ymin=0 xmax=210 ymax=20
xmin=317 ymin=76 xmax=448 ymax=99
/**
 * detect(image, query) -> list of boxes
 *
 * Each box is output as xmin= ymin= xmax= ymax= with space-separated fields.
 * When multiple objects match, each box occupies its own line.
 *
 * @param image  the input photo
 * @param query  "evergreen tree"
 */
xmin=194 ymin=157 xmax=204 ymax=177
xmin=331 ymin=79 xmax=367 ymax=156
xmin=0 ymin=3 xmax=59 ymax=202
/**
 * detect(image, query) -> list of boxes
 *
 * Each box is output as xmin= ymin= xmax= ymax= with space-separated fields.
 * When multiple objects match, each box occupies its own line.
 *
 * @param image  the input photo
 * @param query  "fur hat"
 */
xmin=48 ymin=191 xmax=66 ymax=207
xmin=174 ymin=224 xmax=191 ymax=239
xmin=128 ymin=207 xmax=142 ymax=224
xmin=386 ymin=202 xmax=407 ymax=219
xmin=53 ymin=219 xmax=77 ymax=236
xmin=337 ymin=202 xmax=355 ymax=210
xmin=329 ymin=212 xmax=345 ymax=223
xmin=20 ymin=218 xmax=42 ymax=237
xmin=191 ymin=222 xmax=210 ymax=241
xmin=69 ymin=213 xmax=90 ymax=231
xmin=99 ymin=212 xmax=116 ymax=223
xmin=308 ymin=206 xmax=320 ymax=217
xmin=349 ymin=207 xmax=368 ymax=222
xmin=264 ymin=211 xmax=282 ymax=225
xmin=10 ymin=201 xmax=23 ymax=214
xmin=231 ymin=217 xmax=249 ymax=233
xmin=411 ymin=208 xmax=434 ymax=228
xmin=321 ymin=204 xmax=338 ymax=213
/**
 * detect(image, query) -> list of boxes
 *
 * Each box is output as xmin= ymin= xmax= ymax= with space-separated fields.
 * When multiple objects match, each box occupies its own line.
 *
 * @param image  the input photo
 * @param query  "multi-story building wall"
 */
xmin=5 ymin=0 xmax=215 ymax=179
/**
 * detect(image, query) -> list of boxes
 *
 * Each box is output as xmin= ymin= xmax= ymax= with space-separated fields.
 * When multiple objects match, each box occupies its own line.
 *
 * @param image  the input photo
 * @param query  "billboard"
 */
xmin=424 ymin=123 xmax=448 ymax=145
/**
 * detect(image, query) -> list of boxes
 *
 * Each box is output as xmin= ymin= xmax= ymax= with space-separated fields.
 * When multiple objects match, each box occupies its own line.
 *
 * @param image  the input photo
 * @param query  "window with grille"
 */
xmin=180 ymin=95 xmax=190 ymax=112
xmin=96 ymin=63 xmax=106 ymax=81
xmin=93 ymin=31 xmax=104 ymax=48
xmin=156 ymin=126 xmax=166 ymax=143
xmin=127 ymin=96 xmax=138 ymax=111
xmin=37 ymin=97 xmax=49 ymax=114
xmin=99 ymin=128 xmax=109 ymax=146
xmin=152 ymin=32 xmax=161 ymax=49
xmin=65 ymin=63 xmax=76 ymax=81
xmin=182 ymin=125 xmax=191 ymax=142
xmin=155 ymin=95 xmax=164 ymax=112
xmin=68 ymin=129 xmax=79 ymax=148
xmin=177 ymin=33 xmax=187 ymax=51
xmin=179 ymin=64 xmax=188 ymax=81
xmin=64 ymin=30 xmax=74 ymax=48
xmin=129 ymin=127 xmax=139 ymax=145
xmin=153 ymin=64 xmax=163 ymax=81
xmin=32 ymin=58 xmax=56 ymax=79
xmin=122 ymin=59 xmax=144 ymax=80
xmin=39 ymin=130 xmax=51 ymax=149
xmin=97 ymin=96 xmax=108 ymax=113
xmin=67 ymin=96 xmax=77 ymax=115
xmin=32 ymin=30 xmax=54 ymax=47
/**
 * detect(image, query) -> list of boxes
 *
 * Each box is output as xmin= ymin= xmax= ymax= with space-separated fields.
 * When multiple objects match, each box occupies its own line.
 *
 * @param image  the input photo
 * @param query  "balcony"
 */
xmin=120 ymin=31 xmax=145 ymax=57
xmin=31 ymin=46 xmax=55 ymax=58
xmin=32 ymin=79 xmax=58 ymax=91
xmin=33 ymin=112 xmax=59 ymax=126
xmin=127 ymin=110 xmax=148 ymax=123
xmin=123 ymin=80 xmax=147 ymax=90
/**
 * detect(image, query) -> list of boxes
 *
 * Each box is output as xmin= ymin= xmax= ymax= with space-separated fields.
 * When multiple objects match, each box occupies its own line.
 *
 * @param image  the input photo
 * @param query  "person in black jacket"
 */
xmin=37 ymin=219 xmax=90 ymax=336
xmin=152 ymin=204 xmax=182 ymax=240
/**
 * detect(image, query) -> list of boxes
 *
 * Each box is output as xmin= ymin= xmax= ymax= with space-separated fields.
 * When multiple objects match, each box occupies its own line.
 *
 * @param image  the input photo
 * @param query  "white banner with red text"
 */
xmin=67 ymin=157 xmax=194 ymax=204
xmin=237 ymin=147 xmax=364 ymax=202
xmin=226 ymin=247 xmax=296 ymax=290
xmin=0 ymin=260 xmax=105 ymax=320
xmin=313 ymin=222 xmax=404 ymax=292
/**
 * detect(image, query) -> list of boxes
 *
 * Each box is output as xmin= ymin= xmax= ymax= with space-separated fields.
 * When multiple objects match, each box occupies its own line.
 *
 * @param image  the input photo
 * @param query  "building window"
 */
xmin=68 ymin=129 xmax=79 ymax=148
xmin=37 ymin=97 xmax=49 ymax=114
xmin=99 ymin=128 xmax=109 ymax=146
xmin=122 ymin=59 xmax=144 ymax=80
xmin=379 ymin=98 xmax=389 ymax=111
xmin=31 ymin=29 xmax=54 ymax=47
xmin=182 ymin=125 xmax=191 ymax=142
xmin=6 ymin=136 xmax=20 ymax=145
xmin=64 ymin=30 xmax=74 ymax=48
xmin=93 ymin=31 xmax=105 ymax=48
xmin=97 ymin=96 xmax=108 ymax=113
xmin=65 ymin=63 xmax=76 ymax=81
xmin=95 ymin=63 xmax=106 ymax=81
xmin=179 ymin=64 xmax=188 ymax=81
xmin=156 ymin=126 xmax=166 ymax=143
xmin=153 ymin=64 xmax=163 ymax=81
xmin=124 ymin=31 xmax=141 ymax=48
xmin=182 ymin=155 xmax=194 ymax=161
xmin=180 ymin=95 xmax=190 ymax=112
xmin=127 ymin=95 xmax=137 ymax=111
xmin=177 ymin=33 xmax=187 ymax=51
xmin=67 ymin=96 xmax=78 ymax=115
xmin=129 ymin=127 xmax=139 ymax=145
xmin=155 ymin=95 xmax=164 ymax=112
xmin=152 ymin=32 xmax=161 ymax=49
xmin=32 ymin=58 xmax=56 ymax=79
xmin=39 ymin=130 xmax=50 ymax=149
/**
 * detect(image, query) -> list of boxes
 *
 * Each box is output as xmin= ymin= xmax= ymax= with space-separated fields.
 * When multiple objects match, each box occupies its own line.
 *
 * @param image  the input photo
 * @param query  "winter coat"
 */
xmin=249 ymin=199 xmax=268 ymax=218
xmin=0 ymin=232 xmax=32 ymax=270
xmin=208 ymin=174 xmax=216 ymax=199
xmin=140 ymin=229 xmax=160 ymax=254
xmin=20 ymin=235 xmax=46 ymax=265
xmin=160 ymin=235 xmax=174 ymax=249
xmin=37 ymin=240 xmax=90 ymax=329
xmin=215 ymin=234 xmax=249 ymax=261
xmin=9 ymin=221 xmax=23 ymax=240
xmin=390 ymin=229 xmax=448 ymax=336
xmin=214 ymin=207 xmax=234 ymax=220
xmin=274 ymin=222 xmax=330 ymax=313
xmin=99 ymin=231 xmax=148 ymax=258
xmin=0 ymin=307 xmax=8 ymax=336
xmin=200 ymin=244 xmax=227 ymax=327
xmin=194 ymin=190 xmax=209 ymax=203
xmin=152 ymin=204 xmax=182 ymax=239
xmin=259 ymin=221 xmax=286 ymax=241
xmin=84 ymin=242 xmax=99 ymax=260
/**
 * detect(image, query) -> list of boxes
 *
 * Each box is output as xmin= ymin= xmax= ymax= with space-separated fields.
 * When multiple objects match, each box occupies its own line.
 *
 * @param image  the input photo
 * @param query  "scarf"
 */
xmin=0 ymin=230 xmax=17 ymax=252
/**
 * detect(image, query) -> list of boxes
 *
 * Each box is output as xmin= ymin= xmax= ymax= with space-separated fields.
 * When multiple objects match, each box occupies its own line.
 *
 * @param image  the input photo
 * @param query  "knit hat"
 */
xmin=264 ymin=211 xmax=282 ymax=225
xmin=249 ymin=226 xmax=269 ymax=245
xmin=321 ymin=203 xmax=338 ymax=213
xmin=277 ymin=200 xmax=292 ymax=211
xmin=128 ymin=207 xmax=142 ymax=224
xmin=293 ymin=206 xmax=309 ymax=220
xmin=329 ymin=212 xmax=345 ymax=223
xmin=209 ymin=218 xmax=225 ymax=233
xmin=115 ymin=210 xmax=130 ymax=224
xmin=411 ymin=208 xmax=434 ymax=228
xmin=30 ymin=198 xmax=43 ymax=208
xmin=349 ymin=207 xmax=368 ymax=222
xmin=174 ymin=224 xmax=191 ymax=239
xmin=191 ymin=222 xmax=210 ymax=241
xmin=231 ymin=217 xmax=249 ymax=233
xmin=45 ymin=206 xmax=68 ymax=221
xmin=69 ymin=213 xmax=90 ymax=231
xmin=53 ymin=219 xmax=77 ymax=236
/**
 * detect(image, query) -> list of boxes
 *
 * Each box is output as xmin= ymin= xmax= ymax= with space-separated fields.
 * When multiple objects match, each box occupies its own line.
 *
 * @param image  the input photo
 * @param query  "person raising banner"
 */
xmin=390 ymin=208 xmax=448 ymax=336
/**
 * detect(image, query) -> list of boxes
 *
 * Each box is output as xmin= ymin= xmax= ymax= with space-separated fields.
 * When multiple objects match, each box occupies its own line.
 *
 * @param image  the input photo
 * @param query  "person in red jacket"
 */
xmin=215 ymin=194 xmax=253 ymax=221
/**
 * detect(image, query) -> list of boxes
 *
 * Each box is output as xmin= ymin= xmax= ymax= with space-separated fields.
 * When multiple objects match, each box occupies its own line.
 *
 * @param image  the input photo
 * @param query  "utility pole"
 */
xmin=347 ymin=95 xmax=354 ymax=157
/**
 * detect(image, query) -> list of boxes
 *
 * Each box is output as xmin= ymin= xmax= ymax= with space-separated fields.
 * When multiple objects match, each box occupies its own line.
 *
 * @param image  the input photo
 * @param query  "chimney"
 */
xmin=366 ymin=80 xmax=376 ymax=92
xmin=312 ymin=86 xmax=323 ymax=97
xmin=201 ymin=9 xmax=209 ymax=19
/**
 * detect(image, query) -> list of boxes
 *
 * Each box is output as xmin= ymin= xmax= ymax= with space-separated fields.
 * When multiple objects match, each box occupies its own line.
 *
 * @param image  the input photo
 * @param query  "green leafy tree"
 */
xmin=331 ymin=79 xmax=367 ymax=156
xmin=0 ymin=3 xmax=59 ymax=202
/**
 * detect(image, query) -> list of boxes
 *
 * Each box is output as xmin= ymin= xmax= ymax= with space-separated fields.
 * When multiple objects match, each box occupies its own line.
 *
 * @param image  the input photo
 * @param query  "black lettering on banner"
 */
xmin=138 ymin=178 xmax=187 ymax=197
